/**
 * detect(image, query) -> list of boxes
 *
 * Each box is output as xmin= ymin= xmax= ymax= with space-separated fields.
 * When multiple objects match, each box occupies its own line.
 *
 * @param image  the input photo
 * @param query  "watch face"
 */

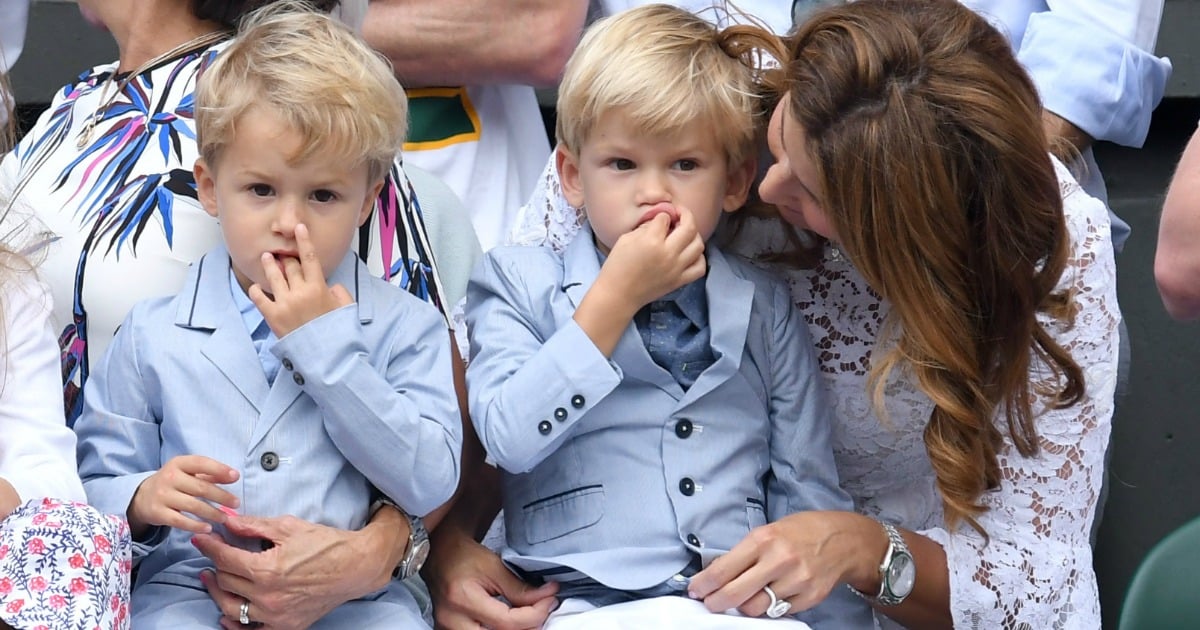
xmin=412 ymin=539 xmax=431 ymax=573
xmin=887 ymin=553 xmax=916 ymax=598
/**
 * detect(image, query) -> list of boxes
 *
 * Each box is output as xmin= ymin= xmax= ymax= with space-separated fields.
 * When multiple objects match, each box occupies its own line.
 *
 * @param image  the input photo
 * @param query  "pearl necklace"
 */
xmin=75 ymin=29 xmax=231 ymax=149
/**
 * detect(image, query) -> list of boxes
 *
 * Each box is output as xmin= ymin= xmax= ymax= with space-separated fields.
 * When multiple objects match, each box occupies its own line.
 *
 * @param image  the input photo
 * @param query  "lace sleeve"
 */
xmin=507 ymin=154 xmax=585 ymax=250
xmin=924 ymin=159 xmax=1116 ymax=629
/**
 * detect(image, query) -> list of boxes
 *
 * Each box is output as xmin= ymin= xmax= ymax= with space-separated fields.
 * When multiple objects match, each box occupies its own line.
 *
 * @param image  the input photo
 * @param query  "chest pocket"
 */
xmin=522 ymin=484 xmax=605 ymax=545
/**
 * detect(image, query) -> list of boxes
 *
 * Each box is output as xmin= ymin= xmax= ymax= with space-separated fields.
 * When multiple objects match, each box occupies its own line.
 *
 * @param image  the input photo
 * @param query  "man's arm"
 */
xmin=1156 ymin=125 xmax=1200 ymax=319
xmin=1017 ymin=1 xmax=1170 ymax=153
xmin=363 ymin=0 xmax=589 ymax=87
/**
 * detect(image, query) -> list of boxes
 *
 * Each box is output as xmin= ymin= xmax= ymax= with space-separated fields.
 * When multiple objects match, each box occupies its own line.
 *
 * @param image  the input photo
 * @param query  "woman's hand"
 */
xmin=193 ymin=511 xmax=404 ymax=630
xmin=424 ymin=527 xmax=558 ymax=630
xmin=687 ymin=511 xmax=883 ymax=617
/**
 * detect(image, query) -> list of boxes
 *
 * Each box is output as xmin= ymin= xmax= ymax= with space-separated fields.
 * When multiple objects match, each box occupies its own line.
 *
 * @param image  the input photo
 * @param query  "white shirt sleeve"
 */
xmin=0 ymin=269 xmax=85 ymax=503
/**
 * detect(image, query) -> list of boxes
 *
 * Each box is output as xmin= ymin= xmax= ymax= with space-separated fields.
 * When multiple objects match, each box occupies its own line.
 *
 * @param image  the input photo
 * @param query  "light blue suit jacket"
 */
xmin=76 ymin=244 xmax=462 ymax=626
xmin=466 ymin=226 xmax=871 ymax=627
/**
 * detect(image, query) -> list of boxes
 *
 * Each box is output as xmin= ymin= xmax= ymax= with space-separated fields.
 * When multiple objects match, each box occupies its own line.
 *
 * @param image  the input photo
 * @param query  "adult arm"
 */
xmin=0 ymin=272 xmax=83 ymax=511
xmin=1019 ymin=0 xmax=1170 ymax=155
xmin=1156 ymin=125 xmax=1200 ymax=319
xmin=362 ymin=0 xmax=589 ymax=87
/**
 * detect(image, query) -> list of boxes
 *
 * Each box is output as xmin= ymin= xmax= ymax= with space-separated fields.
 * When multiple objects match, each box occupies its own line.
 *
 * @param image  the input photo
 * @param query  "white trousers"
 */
xmin=544 ymin=596 xmax=814 ymax=629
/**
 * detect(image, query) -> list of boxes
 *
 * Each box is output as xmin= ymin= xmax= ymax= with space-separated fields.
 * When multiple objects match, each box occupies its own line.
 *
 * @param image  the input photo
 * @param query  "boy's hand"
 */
xmin=128 ymin=455 xmax=240 ymax=538
xmin=598 ymin=204 xmax=706 ymax=310
xmin=250 ymin=223 xmax=354 ymax=338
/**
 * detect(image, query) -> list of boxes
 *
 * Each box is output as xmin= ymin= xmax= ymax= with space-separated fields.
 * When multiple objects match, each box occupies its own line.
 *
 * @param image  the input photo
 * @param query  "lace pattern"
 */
xmin=513 ymin=155 xmax=1115 ymax=629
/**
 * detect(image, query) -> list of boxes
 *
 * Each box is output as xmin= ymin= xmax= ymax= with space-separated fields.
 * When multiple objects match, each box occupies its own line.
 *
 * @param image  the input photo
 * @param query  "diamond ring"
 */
xmin=764 ymin=585 xmax=792 ymax=618
xmin=239 ymin=600 xmax=251 ymax=625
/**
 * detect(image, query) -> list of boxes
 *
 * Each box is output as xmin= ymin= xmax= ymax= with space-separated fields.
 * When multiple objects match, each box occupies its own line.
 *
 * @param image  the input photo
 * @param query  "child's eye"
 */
xmin=312 ymin=189 xmax=338 ymax=203
xmin=675 ymin=159 xmax=698 ymax=171
xmin=610 ymin=158 xmax=635 ymax=171
xmin=249 ymin=184 xmax=273 ymax=197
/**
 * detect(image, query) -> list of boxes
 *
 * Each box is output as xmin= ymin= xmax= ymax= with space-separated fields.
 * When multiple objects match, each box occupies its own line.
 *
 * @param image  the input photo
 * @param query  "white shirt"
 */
xmin=0 ymin=270 xmax=85 ymax=503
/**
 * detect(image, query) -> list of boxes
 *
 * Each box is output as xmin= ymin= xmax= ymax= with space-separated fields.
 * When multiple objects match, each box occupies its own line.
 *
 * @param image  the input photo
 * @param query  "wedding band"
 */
xmin=763 ymin=585 xmax=792 ymax=619
xmin=239 ymin=600 xmax=251 ymax=625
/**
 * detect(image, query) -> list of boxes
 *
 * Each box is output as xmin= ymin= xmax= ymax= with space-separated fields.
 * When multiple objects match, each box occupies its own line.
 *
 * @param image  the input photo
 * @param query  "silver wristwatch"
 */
xmin=848 ymin=521 xmax=916 ymax=606
xmin=397 ymin=511 xmax=430 ymax=581
xmin=369 ymin=498 xmax=430 ymax=581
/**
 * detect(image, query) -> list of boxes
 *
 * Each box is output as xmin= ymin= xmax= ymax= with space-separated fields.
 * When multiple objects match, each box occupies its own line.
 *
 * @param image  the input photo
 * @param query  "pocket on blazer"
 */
xmin=522 ymin=484 xmax=605 ymax=544
xmin=746 ymin=497 xmax=767 ymax=531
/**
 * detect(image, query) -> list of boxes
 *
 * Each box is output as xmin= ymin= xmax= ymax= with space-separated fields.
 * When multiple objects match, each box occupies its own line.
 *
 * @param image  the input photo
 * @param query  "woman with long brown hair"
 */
xmin=685 ymin=1 xmax=1114 ymax=627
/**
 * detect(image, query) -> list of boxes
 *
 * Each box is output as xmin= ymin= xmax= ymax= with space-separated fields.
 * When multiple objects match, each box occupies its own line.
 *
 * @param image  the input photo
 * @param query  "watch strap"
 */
xmin=847 ymin=520 xmax=912 ymax=606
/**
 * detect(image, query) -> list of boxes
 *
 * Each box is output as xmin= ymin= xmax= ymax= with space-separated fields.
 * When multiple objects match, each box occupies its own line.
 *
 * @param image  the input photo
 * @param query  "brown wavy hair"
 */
xmin=781 ymin=0 xmax=1084 ymax=534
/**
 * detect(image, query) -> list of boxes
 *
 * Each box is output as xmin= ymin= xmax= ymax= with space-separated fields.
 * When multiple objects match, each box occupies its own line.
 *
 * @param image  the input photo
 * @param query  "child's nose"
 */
xmin=636 ymin=170 xmax=670 ymax=204
xmin=272 ymin=199 xmax=303 ymax=235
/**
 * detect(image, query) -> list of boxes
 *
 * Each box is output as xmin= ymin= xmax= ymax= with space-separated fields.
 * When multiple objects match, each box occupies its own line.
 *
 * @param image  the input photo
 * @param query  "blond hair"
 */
xmin=555 ymin=3 xmax=783 ymax=167
xmin=195 ymin=0 xmax=406 ymax=182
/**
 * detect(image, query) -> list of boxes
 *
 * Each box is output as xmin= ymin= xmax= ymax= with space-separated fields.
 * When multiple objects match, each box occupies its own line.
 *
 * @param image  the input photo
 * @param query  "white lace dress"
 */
xmin=509 ymin=156 xmax=1116 ymax=629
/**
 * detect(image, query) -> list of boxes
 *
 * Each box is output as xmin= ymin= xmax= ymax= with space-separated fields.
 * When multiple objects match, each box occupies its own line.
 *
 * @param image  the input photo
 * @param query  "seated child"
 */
xmin=74 ymin=6 xmax=462 ymax=628
xmin=465 ymin=5 xmax=871 ymax=627
xmin=0 ymin=241 xmax=132 ymax=630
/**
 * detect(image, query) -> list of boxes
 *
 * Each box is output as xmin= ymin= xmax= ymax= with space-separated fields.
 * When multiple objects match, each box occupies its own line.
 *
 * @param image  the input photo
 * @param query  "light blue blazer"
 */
xmin=466 ymin=226 xmax=871 ymax=627
xmin=76 ymin=244 xmax=462 ymax=628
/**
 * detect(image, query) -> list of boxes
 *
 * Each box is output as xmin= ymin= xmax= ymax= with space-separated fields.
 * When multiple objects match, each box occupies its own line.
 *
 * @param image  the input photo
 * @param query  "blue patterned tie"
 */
xmin=635 ymin=280 xmax=715 ymax=390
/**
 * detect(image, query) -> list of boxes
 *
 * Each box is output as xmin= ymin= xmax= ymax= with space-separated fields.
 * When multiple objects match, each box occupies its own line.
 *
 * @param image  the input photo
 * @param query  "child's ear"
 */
xmin=723 ymin=156 xmax=756 ymax=213
xmin=359 ymin=179 xmax=384 ymax=227
xmin=194 ymin=158 xmax=219 ymax=219
xmin=556 ymin=144 xmax=586 ymax=209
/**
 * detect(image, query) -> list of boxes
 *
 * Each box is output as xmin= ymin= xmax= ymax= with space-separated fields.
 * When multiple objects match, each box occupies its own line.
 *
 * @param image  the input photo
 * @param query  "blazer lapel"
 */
xmin=179 ymin=248 xmax=270 ymax=415
xmin=679 ymin=247 xmax=752 ymax=407
xmin=561 ymin=226 xmax=683 ymax=398
xmin=247 ymin=252 xmax=368 ymax=450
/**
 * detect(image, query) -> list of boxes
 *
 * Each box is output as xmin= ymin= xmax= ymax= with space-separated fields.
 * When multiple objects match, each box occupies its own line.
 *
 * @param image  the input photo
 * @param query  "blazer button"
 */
xmin=293 ymin=372 xmax=305 ymax=386
xmin=260 ymin=452 xmax=280 ymax=471
xmin=554 ymin=407 xmax=568 ymax=421
xmin=571 ymin=394 xmax=585 ymax=408
xmin=538 ymin=420 xmax=553 ymax=435
xmin=281 ymin=358 xmax=293 ymax=371
xmin=674 ymin=419 xmax=693 ymax=439
xmin=679 ymin=478 xmax=695 ymax=496
xmin=686 ymin=533 xmax=701 ymax=547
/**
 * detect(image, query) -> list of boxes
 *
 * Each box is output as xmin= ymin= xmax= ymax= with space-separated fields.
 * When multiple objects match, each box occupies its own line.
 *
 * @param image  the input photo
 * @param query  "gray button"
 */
xmin=571 ymin=395 xmax=585 ymax=408
xmin=679 ymin=478 xmax=695 ymax=496
xmin=554 ymin=407 xmax=568 ymax=421
xmin=293 ymin=372 xmax=305 ymax=386
xmin=538 ymin=420 xmax=553 ymax=435
xmin=260 ymin=452 xmax=279 ymax=471
xmin=281 ymin=358 xmax=293 ymax=371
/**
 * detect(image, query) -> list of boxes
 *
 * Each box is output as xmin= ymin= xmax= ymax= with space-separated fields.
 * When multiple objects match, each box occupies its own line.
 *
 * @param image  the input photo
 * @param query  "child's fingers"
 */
xmin=173 ymin=455 xmax=239 ymax=482
xmin=259 ymin=252 xmax=288 ymax=297
xmin=294 ymin=223 xmax=325 ymax=284
xmin=329 ymin=284 xmax=353 ymax=307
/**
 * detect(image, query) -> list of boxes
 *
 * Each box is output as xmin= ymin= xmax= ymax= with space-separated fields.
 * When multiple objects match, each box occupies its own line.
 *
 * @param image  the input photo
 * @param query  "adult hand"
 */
xmin=687 ymin=511 xmax=881 ymax=617
xmin=250 ymin=223 xmax=354 ymax=338
xmin=193 ymin=513 xmax=399 ymax=630
xmin=424 ymin=529 xmax=558 ymax=630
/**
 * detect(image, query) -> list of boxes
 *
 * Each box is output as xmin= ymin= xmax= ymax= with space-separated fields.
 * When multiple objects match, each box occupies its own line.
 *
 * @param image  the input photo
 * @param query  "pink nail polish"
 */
xmin=218 ymin=505 xmax=239 ymax=517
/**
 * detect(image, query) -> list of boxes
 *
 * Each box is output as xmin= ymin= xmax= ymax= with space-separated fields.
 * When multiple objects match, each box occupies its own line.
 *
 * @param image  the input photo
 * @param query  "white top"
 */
xmin=513 ymin=155 xmax=1117 ymax=629
xmin=404 ymin=84 xmax=551 ymax=252
xmin=0 ymin=271 xmax=85 ymax=503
